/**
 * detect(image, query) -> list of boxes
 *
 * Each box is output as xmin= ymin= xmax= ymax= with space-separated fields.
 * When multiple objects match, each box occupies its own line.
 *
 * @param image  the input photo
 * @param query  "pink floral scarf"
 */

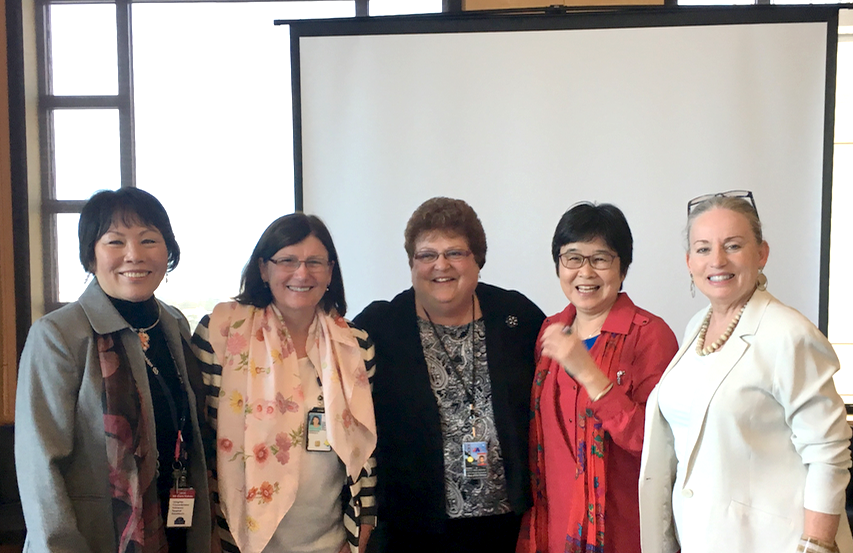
xmin=208 ymin=302 xmax=376 ymax=553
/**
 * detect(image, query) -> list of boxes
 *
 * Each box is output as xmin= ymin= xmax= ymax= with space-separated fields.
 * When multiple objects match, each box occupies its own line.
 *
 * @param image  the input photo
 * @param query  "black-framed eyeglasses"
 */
xmin=687 ymin=189 xmax=758 ymax=217
xmin=558 ymin=252 xmax=618 ymax=270
xmin=268 ymin=256 xmax=332 ymax=273
xmin=413 ymin=249 xmax=472 ymax=264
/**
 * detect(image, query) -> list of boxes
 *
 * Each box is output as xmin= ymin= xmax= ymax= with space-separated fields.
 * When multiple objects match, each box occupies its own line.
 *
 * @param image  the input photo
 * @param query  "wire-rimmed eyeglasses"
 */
xmin=268 ymin=256 xmax=332 ymax=273
xmin=558 ymin=252 xmax=618 ymax=270
xmin=687 ymin=189 xmax=758 ymax=217
xmin=413 ymin=249 xmax=472 ymax=264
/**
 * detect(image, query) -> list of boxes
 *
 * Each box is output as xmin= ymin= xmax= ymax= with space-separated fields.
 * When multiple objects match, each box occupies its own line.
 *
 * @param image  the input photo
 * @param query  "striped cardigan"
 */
xmin=191 ymin=314 xmax=378 ymax=553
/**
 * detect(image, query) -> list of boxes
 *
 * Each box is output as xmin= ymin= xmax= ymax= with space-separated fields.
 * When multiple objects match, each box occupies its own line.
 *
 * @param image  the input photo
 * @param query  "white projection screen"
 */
xmin=286 ymin=7 xmax=838 ymax=338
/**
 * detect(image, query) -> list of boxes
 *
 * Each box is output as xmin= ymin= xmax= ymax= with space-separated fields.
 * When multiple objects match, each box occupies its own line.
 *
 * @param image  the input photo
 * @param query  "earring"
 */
xmin=263 ymin=280 xmax=270 ymax=288
xmin=690 ymin=275 xmax=695 ymax=298
xmin=756 ymin=269 xmax=767 ymax=291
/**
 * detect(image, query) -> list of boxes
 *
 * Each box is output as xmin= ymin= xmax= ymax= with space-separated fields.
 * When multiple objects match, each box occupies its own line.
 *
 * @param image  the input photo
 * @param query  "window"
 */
xmin=35 ymin=1 xmax=853 ymax=360
xmin=39 ymin=0 xmax=440 ymax=329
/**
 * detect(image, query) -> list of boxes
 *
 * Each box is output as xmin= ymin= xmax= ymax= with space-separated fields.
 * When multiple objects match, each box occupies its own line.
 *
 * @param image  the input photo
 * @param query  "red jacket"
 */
xmin=530 ymin=293 xmax=678 ymax=553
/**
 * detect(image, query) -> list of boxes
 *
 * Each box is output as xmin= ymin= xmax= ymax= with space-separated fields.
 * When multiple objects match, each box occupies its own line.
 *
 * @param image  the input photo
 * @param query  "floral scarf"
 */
xmin=208 ymin=302 xmax=376 ymax=553
xmin=97 ymin=333 xmax=168 ymax=553
xmin=521 ymin=305 xmax=626 ymax=553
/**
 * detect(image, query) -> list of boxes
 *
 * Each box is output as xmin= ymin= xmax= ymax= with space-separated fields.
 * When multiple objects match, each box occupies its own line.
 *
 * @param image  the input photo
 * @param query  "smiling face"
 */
xmin=259 ymin=235 xmax=333 ymax=323
xmin=93 ymin=221 xmax=169 ymax=302
xmin=558 ymin=237 xmax=624 ymax=319
xmin=687 ymin=207 xmax=769 ymax=312
xmin=411 ymin=231 xmax=480 ymax=320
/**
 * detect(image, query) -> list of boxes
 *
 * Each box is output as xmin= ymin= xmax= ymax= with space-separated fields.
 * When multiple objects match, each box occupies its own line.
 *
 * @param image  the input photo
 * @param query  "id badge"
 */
xmin=166 ymin=488 xmax=195 ymax=528
xmin=462 ymin=441 xmax=488 ymax=479
xmin=306 ymin=408 xmax=331 ymax=452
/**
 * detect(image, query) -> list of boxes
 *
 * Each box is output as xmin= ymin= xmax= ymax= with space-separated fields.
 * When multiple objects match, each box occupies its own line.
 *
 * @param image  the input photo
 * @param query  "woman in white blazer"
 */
xmin=638 ymin=191 xmax=853 ymax=553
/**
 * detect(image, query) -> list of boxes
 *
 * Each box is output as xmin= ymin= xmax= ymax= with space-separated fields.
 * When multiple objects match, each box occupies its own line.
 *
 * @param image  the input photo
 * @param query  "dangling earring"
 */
xmin=690 ymin=275 xmax=695 ymax=298
xmin=165 ymin=274 xmax=169 ymax=284
xmin=756 ymin=269 xmax=767 ymax=291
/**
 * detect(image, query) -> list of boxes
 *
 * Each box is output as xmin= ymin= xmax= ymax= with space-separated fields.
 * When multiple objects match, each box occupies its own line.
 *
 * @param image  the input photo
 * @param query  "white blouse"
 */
xmin=263 ymin=357 xmax=346 ymax=553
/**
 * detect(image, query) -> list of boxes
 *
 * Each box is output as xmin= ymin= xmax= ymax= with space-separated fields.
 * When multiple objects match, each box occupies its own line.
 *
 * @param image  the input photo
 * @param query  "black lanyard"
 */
xmin=142 ymin=335 xmax=188 ymax=459
xmin=147 ymin=361 xmax=187 ymax=440
xmin=423 ymin=295 xmax=478 ymax=426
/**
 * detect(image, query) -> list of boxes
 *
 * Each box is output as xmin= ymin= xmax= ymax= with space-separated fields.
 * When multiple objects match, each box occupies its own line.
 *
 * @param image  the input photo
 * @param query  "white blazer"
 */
xmin=639 ymin=290 xmax=853 ymax=553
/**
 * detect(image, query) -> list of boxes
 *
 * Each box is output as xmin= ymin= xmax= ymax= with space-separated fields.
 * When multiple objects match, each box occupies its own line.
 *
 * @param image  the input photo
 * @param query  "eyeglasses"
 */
xmin=558 ymin=252 xmax=618 ymax=270
xmin=268 ymin=256 xmax=332 ymax=273
xmin=413 ymin=249 xmax=472 ymax=264
xmin=687 ymin=190 xmax=758 ymax=217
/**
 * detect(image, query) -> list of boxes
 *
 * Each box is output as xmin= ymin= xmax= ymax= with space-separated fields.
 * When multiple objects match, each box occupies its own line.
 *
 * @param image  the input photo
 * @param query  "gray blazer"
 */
xmin=15 ymin=280 xmax=211 ymax=553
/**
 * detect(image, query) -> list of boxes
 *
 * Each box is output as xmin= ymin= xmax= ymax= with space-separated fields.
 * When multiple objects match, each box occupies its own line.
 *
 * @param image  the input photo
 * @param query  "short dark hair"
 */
xmin=235 ymin=213 xmax=346 ymax=316
xmin=78 ymin=187 xmax=180 ymax=273
xmin=403 ymin=197 xmax=487 ymax=268
xmin=551 ymin=202 xmax=633 ymax=277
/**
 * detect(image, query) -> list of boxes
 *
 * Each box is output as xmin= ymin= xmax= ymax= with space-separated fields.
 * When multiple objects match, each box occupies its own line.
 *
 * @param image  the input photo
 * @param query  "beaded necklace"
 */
xmin=695 ymin=300 xmax=748 ymax=356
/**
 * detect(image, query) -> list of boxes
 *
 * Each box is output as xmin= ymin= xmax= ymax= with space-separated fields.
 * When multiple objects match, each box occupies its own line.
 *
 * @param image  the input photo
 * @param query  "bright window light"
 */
xmin=369 ymin=0 xmax=442 ymax=16
xmin=130 ymin=1 xmax=353 ymax=328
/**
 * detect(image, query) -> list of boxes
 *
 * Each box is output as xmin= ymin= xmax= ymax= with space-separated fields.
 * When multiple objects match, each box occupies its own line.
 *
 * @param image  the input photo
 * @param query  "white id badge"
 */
xmin=306 ymin=408 xmax=331 ymax=452
xmin=462 ymin=441 xmax=488 ymax=479
xmin=166 ymin=488 xmax=195 ymax=528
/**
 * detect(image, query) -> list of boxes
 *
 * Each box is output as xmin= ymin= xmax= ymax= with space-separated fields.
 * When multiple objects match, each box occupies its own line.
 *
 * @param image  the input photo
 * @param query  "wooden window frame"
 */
xmin=1 ymin=0 xmax=17 ymax=424
xmin=36 ymin=0 xmax=136 ymax=314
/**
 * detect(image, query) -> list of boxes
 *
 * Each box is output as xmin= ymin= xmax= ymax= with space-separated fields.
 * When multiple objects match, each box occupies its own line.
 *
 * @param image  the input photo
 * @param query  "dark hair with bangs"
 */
xmin=404 ymin=197 xmax=487 ymax=268
xmin=78 ymin=187 xmax=180 ymax=273
xmin=235 ymin=213 xmax=347 ymax=316
xmin=551 ymin=202 xmax=633 ymax=277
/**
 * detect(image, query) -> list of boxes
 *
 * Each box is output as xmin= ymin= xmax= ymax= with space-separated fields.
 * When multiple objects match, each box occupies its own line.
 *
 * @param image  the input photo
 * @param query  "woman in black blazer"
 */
xmin=354 ymin=197 xmax=544 ymax=553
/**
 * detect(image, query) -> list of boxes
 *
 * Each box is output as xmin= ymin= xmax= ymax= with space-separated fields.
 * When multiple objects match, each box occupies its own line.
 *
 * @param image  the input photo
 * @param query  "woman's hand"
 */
xmin=540 ymin=323 xmax=612 ymax=399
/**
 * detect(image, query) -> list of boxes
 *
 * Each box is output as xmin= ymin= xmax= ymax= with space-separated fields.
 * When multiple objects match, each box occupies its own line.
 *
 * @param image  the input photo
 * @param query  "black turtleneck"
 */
xmin=108 ymin=295 xmax=189 ymax=550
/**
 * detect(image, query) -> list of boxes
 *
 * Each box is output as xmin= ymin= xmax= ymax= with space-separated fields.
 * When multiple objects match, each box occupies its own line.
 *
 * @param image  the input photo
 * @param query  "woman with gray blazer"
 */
xmin=15 ymin=188 xmax=211 ymax=553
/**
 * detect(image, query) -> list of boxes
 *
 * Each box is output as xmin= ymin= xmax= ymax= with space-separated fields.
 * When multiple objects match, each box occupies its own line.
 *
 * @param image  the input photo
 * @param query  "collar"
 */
xmin=732 ymin=288 xmax=772 ymax=338
xmin=547 ymin=292 xmax=640 ymax=336
xmin=78 ymin=279 xmax=134 ymax=335
xmin=660 ymin=288 xmax=774 ymax=387
xmin=78 ymin=279 xmax=189 ymax=344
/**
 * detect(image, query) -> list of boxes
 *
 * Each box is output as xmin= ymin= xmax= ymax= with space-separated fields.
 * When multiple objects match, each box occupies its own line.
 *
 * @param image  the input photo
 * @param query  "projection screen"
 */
xmin=285 ymin=7 xmax=838 ymax=337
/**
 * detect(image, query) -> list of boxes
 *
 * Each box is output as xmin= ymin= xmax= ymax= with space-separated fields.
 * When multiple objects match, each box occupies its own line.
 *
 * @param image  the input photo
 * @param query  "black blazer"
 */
xmin=354 ymin=282 xmax=545 ymax=532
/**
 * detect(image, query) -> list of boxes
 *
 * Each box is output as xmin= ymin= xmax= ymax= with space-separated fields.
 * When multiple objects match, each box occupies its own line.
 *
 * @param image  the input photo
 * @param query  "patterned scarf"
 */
xmin=208 ymin=302 xmax=376 ymax=553
xmin=97 ymin=333 xmax=169 ymax=553
xmin=521 ymin=306 xmax=626 ymax=553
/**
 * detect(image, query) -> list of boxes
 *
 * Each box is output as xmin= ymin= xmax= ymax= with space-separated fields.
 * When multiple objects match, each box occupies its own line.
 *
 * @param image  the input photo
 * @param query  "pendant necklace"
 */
xmin=129 ymin=303 xmax=161 ymax=354
xmin=566 ymin=317 xmax=603 ymax=339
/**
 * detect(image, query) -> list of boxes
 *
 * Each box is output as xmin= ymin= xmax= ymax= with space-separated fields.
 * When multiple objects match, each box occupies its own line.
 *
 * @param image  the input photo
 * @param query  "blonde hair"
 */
xmin=686 ymin=196 xmax=763 ymax=249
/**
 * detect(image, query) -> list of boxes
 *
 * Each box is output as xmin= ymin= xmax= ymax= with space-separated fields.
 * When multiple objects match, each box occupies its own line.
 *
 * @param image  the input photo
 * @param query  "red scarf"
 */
xmin=98 ymin=333 xmax=168 ymax=553
xmin=520 ymin=305 xmax=626 ymax=553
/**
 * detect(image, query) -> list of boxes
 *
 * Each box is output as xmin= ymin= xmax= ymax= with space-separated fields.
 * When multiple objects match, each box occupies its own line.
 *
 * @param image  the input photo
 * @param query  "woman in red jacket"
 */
xmin=520 ymin=202 xmax=678 ymax=553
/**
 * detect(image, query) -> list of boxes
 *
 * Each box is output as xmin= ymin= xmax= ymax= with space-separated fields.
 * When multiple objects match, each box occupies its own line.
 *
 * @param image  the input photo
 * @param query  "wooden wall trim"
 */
xmin=1 ymin=0 xmax=18 ymax=425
